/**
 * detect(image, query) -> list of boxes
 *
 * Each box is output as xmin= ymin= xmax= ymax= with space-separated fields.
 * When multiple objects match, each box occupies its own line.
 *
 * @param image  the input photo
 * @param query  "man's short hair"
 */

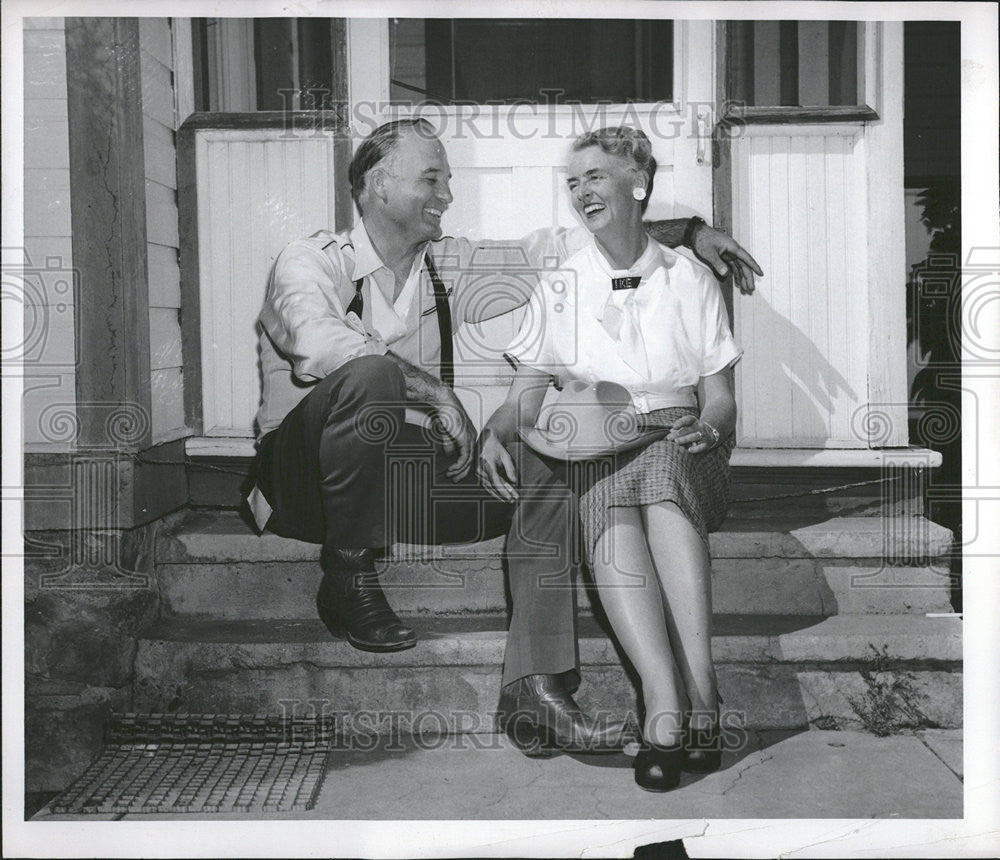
xmin=348 ymin=118 xmax=436 ymax=213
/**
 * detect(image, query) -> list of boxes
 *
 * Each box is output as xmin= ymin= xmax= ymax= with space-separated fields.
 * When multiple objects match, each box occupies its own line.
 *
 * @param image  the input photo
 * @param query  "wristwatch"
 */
xmin=701 ymin=420 xmax=721 ymax=449
xmin=683 ymin=216 xmax=707 ymax=249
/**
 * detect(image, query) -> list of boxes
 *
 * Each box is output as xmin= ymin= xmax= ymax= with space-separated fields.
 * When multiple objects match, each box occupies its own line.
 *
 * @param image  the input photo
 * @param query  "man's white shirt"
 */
xmin=255 ymin=219 xmax=587 ymax=438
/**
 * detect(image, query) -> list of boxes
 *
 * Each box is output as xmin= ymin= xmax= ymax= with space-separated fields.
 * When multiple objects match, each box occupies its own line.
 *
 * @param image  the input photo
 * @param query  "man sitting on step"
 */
xmin=244 ymin=118 xmax=761 ymax=755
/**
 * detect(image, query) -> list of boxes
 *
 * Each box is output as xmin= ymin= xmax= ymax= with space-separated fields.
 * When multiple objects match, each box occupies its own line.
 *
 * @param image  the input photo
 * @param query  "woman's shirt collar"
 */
xmin=586 ymin=234 xmax=676 ymax=282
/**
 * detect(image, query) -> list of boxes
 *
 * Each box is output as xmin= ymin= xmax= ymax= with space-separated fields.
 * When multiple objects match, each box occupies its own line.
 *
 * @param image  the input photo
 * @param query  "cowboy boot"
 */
xmin=496 ymin=673 xmax=628 ymax=756
xmin=316 ymin=547 xmax=416 ymax=652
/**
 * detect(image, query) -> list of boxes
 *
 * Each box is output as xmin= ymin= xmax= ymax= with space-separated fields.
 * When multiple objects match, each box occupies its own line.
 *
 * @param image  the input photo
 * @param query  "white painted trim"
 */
xmin=347 ymin=18 xmax=390 ymax=116
xmin=186 ymin=437 xmax=256 ymax=458
xmin=672 ymin=20 xmax=685 ymax=111
xmin=675 ymin=20 xmax=715 ymax=112
xmin=731 ymin=447 xmax=941 ymax=468
xmin=170 ymin=17 xmax=195 ymax=127
xmin=864 ymin=21 xmax=908 ymax=446
xmin=388 ymin=102 xmax=688 ymax=119
xmin=862 ymin=21 xmax=883 ymax=116
xmin=184 ymin=436 xmax=943 ymax=469
xmin=671 ymin=20 xmax=715 ymax=219
xmin=735 ymin=124 xmax=865 ymax=138
xmin=211 ymin=19 xmax=256 ymax=112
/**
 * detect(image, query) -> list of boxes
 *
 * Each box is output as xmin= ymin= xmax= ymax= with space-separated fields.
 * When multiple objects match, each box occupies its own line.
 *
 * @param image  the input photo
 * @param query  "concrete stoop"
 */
xmin=132 ymin=613 xmax=962 ymax=731
xmin=157 ymin=510 xmax=955 ymax=618
xmin=135 ymin=509 xmax=961 ymax=734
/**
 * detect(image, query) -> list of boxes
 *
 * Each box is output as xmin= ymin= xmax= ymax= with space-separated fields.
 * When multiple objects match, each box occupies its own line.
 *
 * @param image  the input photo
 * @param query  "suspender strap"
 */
xmin=424 ymin=255 xmax=454 ymax=388
xmin=347 ymin=257 xmax=454 ymax=388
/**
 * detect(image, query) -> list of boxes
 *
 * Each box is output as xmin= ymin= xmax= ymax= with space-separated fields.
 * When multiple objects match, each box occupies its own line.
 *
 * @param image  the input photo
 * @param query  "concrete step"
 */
xmin=133 ymin=614 xmax=962 ymax=731
xmin=155 ymin=511 xmax=955 ymax=620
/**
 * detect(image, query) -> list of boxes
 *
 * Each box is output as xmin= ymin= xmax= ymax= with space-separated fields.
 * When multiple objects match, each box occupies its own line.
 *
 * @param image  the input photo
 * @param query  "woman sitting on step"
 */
xmin=478 ymin=126 xmax=742 ymax=792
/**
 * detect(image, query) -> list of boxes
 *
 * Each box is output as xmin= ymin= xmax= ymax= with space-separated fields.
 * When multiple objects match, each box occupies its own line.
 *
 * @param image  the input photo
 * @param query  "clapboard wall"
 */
xmin=22 ymin=17 xmax=193 ymax=449
xmin=729 ymin=24 xmax=908 ymax=449
xmin=22 ymin=18 xmax=76 ymax=450
xmin=141 ymin=18 xmax=188 ymax=444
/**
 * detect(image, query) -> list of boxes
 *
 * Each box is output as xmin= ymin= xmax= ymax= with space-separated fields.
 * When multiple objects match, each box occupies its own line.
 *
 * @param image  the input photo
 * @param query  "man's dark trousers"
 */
xmin=254 ymin=354 xmax=580 ymax=688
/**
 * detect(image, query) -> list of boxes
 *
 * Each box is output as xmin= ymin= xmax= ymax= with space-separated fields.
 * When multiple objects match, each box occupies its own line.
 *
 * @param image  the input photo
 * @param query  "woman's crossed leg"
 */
xmin=590 ymin=501 xmax=718 ymax=747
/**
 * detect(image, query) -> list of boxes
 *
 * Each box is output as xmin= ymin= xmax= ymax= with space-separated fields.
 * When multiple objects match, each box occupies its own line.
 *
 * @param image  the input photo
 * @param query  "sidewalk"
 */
xmin=34 ymin=728 xmax=962 ymax=821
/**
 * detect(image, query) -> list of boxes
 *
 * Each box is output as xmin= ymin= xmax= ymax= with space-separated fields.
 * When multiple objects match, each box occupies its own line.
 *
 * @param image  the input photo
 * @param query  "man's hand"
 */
xmin=475 ymin=428 xmax=518 ymax=503
xmin=382 ymin=351 xmax=477 ymax=480
xmin=433 ymin=396 xmax=478 ymax=482
xmin=691 ymin=223 xmax=764 ymax=296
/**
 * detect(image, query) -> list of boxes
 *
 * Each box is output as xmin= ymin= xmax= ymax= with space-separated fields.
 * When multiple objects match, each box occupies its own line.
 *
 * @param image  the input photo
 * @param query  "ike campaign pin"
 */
xmin=611 ymin=276 xmax=642 ymax=291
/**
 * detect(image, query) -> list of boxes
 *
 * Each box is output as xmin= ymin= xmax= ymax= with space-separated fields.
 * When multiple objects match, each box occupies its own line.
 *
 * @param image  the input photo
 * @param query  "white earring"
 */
xmin=632 ymin=187 xmax=647 ymax=201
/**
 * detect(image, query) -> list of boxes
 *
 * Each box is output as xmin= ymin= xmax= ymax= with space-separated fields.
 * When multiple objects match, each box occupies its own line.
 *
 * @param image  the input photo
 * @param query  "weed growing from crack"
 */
xmin=845 ymin=643 xmax=932 ymax=736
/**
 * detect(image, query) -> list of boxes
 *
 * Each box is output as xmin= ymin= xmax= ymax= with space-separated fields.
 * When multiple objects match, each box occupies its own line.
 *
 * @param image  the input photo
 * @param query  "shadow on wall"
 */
xmin=738 ymin=294 xmax=857 ymax=443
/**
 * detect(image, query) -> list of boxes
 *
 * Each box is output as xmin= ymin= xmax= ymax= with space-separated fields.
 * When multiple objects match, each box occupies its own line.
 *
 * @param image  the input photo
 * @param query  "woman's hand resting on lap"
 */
xmin=667 ymin=413 xmax=720 ymax=454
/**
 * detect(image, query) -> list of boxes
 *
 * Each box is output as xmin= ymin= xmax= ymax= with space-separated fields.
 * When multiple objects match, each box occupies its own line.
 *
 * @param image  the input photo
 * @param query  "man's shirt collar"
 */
xmin=349 ymin=218 xmax=430 ymax=281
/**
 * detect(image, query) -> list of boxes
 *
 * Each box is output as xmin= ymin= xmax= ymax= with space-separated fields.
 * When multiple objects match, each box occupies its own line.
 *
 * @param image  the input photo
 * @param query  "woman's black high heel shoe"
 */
xmin=682 ymin=710 xmax=723 ymax=773
xmin=633 ymin=741 xmax=684 ymax=792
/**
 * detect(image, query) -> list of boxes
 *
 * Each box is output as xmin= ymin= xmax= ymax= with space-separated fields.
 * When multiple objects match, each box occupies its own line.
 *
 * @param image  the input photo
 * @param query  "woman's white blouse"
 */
xmin=506 ymin=238 xmax=742 ymax=413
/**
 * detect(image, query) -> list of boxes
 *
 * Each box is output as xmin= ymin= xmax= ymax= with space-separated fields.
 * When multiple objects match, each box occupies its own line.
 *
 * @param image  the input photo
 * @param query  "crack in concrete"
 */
xmin=588 ymin=821 xmax=710 ymax=856
xmin=913 ymin=730 xmax=963 ymax=783
xmin=719 ymin=751 xmax=774 ymax=796
xmin=586 ymin=784 xmax=609 ymax=819
xmin=473 ymin=767 xmax=533 ymax=815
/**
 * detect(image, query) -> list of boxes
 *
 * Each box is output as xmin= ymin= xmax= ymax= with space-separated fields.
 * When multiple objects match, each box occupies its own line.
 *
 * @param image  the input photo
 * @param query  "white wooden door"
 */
xmin=384 ymin=21 xmax=717 ymax=429
xmin=729 ymin=23 xmax=907 ymax=449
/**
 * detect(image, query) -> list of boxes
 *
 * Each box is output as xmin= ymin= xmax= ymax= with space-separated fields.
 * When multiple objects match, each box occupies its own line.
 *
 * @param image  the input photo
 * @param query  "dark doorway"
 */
xmin=903 ymin=21 xmax=962 ymax=611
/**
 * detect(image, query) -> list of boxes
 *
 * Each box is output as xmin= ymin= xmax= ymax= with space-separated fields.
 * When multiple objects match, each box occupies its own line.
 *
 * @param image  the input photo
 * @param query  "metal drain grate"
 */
xmin=50 ymin=713 xmax=335 ymax=814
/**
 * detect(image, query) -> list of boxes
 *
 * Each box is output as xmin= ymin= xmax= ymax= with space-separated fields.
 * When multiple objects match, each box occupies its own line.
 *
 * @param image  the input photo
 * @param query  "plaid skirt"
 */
xmin=573 ymin=406 xmax=734 ymax=565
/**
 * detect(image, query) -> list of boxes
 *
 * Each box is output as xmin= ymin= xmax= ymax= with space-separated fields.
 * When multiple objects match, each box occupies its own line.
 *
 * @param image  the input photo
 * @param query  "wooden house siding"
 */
xmin=23 ymin=18 xmax=76 ymax=450
xmin=22 ymin=17 xmax=191 ymax=449
xmin=729 ymin=23 xmax=907 ymax=449
xmin=140 ymin=18 xmax=187 ymax=444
